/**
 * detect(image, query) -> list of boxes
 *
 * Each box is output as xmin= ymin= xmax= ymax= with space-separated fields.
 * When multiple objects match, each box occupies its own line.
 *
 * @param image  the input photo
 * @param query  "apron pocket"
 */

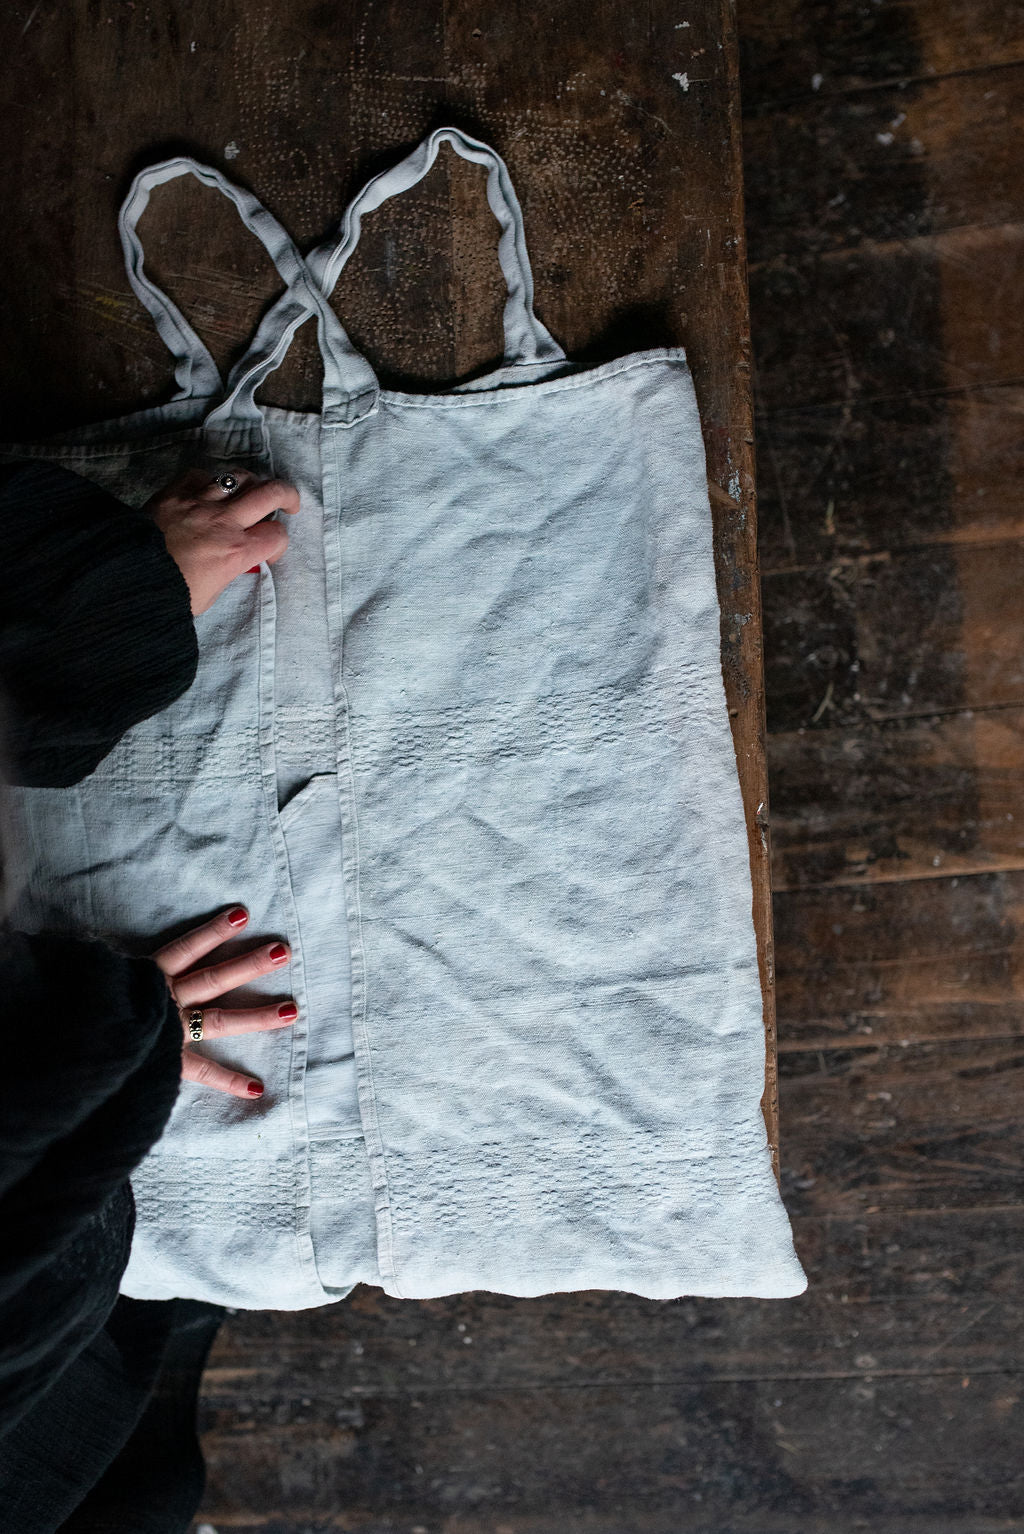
xmin=277 ymin=774 xmax=361 ymax=1138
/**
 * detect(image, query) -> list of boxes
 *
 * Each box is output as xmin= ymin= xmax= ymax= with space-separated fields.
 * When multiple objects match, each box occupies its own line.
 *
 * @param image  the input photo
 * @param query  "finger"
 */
xmin=242 ymin=518 xmax=290 ymax=569
xmin=173 ymin=940 xmax=291 ymax=1007
xmin=183 ymin=1000 xmax=299 ymax=1038
xmin=181 ymin=1050 xmax=265 ymax=1100
xmin=153 ymin=905 xmax=250 ymax=978
xmin=220 ymin=478 xmax=301 ymax=528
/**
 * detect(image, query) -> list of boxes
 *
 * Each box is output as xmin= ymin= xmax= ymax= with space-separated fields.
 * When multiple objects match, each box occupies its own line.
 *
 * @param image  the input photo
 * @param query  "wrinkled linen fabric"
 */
xmin=0 ymin=128 xmax=807 ymax=1306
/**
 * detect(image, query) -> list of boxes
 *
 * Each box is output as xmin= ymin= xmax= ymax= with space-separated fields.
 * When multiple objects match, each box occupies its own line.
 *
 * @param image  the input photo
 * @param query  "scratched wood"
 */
xmin=740 ymin=0 xmax=1024 ymax=98
xmin=744 ymin=62 xmax=1024 ymax=262
xmin=762 ymin=539 xmax=1024 ymax=733
xmin=743 ymin=0 xmax=1024 ymax=1528
xmin=774 ymin=871 xmax=1024 ymax=1046
xmin=194 ymin=1373 xmax=1024 ymax=1533
xmin=757 ymin=388 xmax=1024 ymax=571
xmin=769 ymin=709 xmax=1024 ymax=890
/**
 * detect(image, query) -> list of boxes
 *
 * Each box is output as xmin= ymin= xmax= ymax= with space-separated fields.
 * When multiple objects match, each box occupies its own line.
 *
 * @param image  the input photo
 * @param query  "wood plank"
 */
xmin=204 ymin=1289 xmax=1024 ymax=1398
xmin=767 ymin=707 xmax=1024 ymax=889
xmin=794 ymin=1204 xmax=1024 ymax=1305
xmin=763 ymin=539 xmax=1024 ymax=732
xmin=744 ymin=64 xmax=1024 ymax=264
xmin=779 ymin=1037 xmax=1024 ymax=1216
xmin=773 ymin=871 xmax=1024 ymax=1046
xmin=192 ymin=1513 xmax=1024 ymax=1534
xmin=739 ymin=6 xmax=1024 ymax=1533
xmin=740 ymin=0 xmax=1024 ymax=104
xmin=199 ymin=1207 xmax=1024 ymax=1393
xmin=751 ymin=222 xmax=1024 ymax=417
xmin=758 ymin=385 xmax=1024 ymax=571
xmin=196 ymin=1370 xmax=1024 ymax=1530
xmin=197 ymin=1362 xmax=1024 ymax=1527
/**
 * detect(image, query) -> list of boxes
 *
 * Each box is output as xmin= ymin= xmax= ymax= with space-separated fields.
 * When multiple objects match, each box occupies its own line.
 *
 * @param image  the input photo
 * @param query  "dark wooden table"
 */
xmin=1 ymin=3 xmax=774 ymax=1527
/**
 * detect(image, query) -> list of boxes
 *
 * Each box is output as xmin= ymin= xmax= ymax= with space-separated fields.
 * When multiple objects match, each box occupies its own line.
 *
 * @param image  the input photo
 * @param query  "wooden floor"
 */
xmin=744 ymin=0 xmax=1024 ymax=1529
xmin=205 ymin=1 xmax=1019 ymax=1529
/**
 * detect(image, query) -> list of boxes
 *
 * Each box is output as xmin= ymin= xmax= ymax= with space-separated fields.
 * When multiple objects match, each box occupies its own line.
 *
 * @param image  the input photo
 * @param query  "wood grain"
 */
xmin=740 ymin=0 xmax=1024 ymax=102
xmin=769 ymin=709 xmax=1024 ymax=890
xmin=195 ymin=1372 xmax=1024 ymax=1531
xmin=742 ymin=0 xmax=1024 ymax=1526
xmin=773 ymin=870 xmax=1024 ymax=1045
xmin=758 ymin=387 xmax=1024 ymax=571
xmin=763 ymin=539 xmax=1024 ymax=732
xmin=745 ymin=63 xmax=1024 ymax=263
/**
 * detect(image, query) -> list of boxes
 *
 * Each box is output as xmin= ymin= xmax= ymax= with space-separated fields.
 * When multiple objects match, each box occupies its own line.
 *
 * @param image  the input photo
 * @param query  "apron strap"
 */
xmin=214 ymin=127 xmax=566 ymax=429
xmin=118 ymin=160 xmax=225 ymax=403
xmin=308 ymin=126 xmax=567 ymax=386
xmin=120 ymin=131 xmax=564 ymax=443
xmin=118 ymin=158 xmax=377 ymax=454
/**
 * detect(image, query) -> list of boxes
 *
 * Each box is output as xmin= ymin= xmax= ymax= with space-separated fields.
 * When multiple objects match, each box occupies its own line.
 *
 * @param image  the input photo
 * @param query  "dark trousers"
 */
xmin=0 ymin=1298 xmax=223 ymax=1534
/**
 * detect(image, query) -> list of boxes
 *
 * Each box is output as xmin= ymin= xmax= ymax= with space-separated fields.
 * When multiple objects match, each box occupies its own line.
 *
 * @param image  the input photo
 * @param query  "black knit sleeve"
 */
xmin=0 ymin=928 xmax=183 ymax=1438
xmin=0 ymin=460 xmax=199 ymax=788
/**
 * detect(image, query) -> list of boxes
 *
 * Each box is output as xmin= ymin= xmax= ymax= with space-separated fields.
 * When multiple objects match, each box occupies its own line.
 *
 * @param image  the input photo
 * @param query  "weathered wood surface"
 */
xmin=196 ymin=1377 xmax=1024 ymax=1534
xmin=743 ymin=0 xmax=1024 ymax=1529
xmin=775 ymin=871 xmax=1024 ymax=1044
xmin=769 ymin=711 xmax=1024 ymax=890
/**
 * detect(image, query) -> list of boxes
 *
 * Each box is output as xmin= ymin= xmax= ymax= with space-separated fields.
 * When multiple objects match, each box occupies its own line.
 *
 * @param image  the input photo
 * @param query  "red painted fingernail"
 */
xmin=269 ymin=943 xmax=288 ymax=963
xmin=227 ymin=907 xmax=248 ymax=927
xmin=247 ymin=1080 xmax=264 ymax=1097
xmin=248 ymin=566 xmax=261 ymax=575
xmin=278 ymin=1001 xmax=298 ymax=1020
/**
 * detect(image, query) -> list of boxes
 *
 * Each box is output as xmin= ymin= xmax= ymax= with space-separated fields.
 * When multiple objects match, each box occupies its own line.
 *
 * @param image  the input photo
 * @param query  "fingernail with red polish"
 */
xmin=247 ymin=1081 xmax=264 ymax=1097
xmin=278 ymin=1001 xmax=298 ymax=1021
xmin=269 ymin=943 xmax=288 ymax=963
xmin=247 ymin=566 xmax=261 ymax=575
xmin=227 ymin=907 xmax=248 ymax=927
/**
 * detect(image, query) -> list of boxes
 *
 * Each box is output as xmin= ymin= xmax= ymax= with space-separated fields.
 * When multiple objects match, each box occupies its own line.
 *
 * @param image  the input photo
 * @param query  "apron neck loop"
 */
xmin=308 ymin=127 xmax=567 ymax=377
xmin=118 ymin=130 xmax=564 ymax=445
xmin=117 ymin=157 xmax=380 ymax=454
xmin=118 ymin=161 xmax=225 ymax=404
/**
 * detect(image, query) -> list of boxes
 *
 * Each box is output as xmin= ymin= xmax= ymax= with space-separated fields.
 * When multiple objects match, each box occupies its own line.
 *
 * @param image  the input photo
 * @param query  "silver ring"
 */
xmin=213 ymin=472 xmax=239 ymax=494
xmin=185 ymin=1008 xmax=204 ymax=1042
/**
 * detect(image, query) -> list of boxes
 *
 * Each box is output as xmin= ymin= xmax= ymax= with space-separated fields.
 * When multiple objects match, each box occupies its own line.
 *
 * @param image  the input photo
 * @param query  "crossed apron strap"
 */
xmin=205 ymin=127 xmax=567 ymax=432
xmin=118 ymin=130 xmax=565 ymax=445
xmin=117 ymin=157 xmax=375 ymax=456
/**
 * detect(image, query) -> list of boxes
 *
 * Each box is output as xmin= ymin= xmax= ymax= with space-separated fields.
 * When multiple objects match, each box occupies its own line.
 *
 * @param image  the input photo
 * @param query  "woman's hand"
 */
xmin=143 ymin=466 xmax=300 ymax=616
xmin=153 ymin=905 xmax=297 ymax=1100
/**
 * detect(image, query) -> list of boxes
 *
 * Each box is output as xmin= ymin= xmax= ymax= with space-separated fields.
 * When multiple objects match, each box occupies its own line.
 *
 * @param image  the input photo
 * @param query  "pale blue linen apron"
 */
xmin=1 ymin=129 xmax=806 ymax=1306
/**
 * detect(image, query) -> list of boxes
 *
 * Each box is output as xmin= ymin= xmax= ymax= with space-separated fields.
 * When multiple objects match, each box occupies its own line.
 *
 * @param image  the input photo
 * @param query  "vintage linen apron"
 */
xmin=1 ymin=129 xmax=806 ymax=1306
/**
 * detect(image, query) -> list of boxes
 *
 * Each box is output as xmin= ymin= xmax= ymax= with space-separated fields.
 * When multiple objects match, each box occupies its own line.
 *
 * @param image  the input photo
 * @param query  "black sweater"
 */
xmin=0 ymin=461 xmax=198 ymax=787
xmin=0 ymin=461 xmax=197 ymax=1454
